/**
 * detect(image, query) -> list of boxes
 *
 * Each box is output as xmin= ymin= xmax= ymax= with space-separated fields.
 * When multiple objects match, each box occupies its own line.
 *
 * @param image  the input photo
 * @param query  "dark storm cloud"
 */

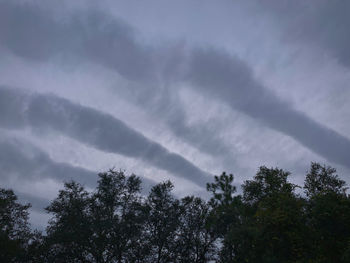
xmin=0 ymin=87 xmax=211 ymax=187
xmin=259 ymin=0 xmax=350 ymax=67
xmin=187 ymin=48 xmax=350 ymax=169
xmin=0 ymin=0 xmax=233 ymax=167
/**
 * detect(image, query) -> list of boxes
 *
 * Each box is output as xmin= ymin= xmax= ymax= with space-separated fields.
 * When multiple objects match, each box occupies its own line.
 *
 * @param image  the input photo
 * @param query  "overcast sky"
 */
xmin=1 ymin=0 xmax=349 ymax=229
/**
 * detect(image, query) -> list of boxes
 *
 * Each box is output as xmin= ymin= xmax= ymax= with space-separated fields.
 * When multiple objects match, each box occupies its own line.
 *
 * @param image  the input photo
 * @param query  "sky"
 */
xmin=0 ymin=0 xmax=349 ymax=229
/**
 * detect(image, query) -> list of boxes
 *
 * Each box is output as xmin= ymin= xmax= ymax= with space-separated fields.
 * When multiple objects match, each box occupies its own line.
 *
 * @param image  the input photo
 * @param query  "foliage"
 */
xmin=1 ymin=163 xmax=350 ymax=262
xmin=0 ymin=188 xmax=33 ymax=262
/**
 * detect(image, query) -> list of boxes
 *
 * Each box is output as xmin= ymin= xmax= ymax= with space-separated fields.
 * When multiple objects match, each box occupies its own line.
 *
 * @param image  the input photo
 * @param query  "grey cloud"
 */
xmin=0 ymin=135 xmax=154 ymax=194
xmin=0 ymin=134 xmax=157 ymax=209
xmin=302 ymin=1 xmax=350 ymax=67
xmin=0 ymin=87 xmax=212 ymax=187
xmin=0 ymin=133 xmax=94 ymax=212
xmin=0 ymin=0 xmax=235 ymax=169
xmin=0 ymin=135 xmax=97 ymax=187
xmin=145 ymin=85 xmax=237 ymax=168
xmin=0 ymin=1 xmax=153 ymax=81
xmin=17 ymin=193 xmax=50 ymax=213
xmin=187 ymin=48 xmax=350 ymax=169
xmin=258 ymin=0 xmax=350 ymax=67
xmin=2 ymin=0 xmax=348 ymax=175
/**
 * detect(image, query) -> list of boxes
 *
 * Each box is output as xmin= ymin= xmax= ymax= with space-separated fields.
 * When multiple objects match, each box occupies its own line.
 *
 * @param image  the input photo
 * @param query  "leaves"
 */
xmin=0 ymin=188 xmax=33 ymax=262
xmin=1 ymin=162 xmax=350 ymax=262
xmin=304 ymin=162 xmax=347 ymax=197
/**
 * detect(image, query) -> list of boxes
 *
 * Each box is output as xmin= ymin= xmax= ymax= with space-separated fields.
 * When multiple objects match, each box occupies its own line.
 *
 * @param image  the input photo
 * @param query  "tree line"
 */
xmin=1 ymin=162 xmax=350 ymax=262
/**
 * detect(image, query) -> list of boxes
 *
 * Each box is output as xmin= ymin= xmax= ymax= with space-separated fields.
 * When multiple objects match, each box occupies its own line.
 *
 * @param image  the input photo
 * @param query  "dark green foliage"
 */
xmin=206 ymin=172 xmax=246 ymax=262
xmin=206 ymin=165 xmax=350 ymax=263
xmin=303 ymin=163 xmax=350 ymax=262
xmin=0 ymin=188 xmax=35 ymax=262
xmin=207 ymin=172 xmax=236 ymax=207
xmin=89 ymin=170 xmax=147 ymax=262
xmin=144 ymin=181 xmax=181 ymax=262
xmin=45 ymin=181 xmax=92 ymax=262
xmin=176 ymin=196 xmax=217 ymax=262
xmin=1 ymin=162 xmax=350 ymax=262
xmin=242 ymin=167 xmax=306 ymax=262
xmin=304 ymin=162 xmax=348 ymax=197
xmin=242 ymin=166 xmax=298 ymax=203
xmin=45 ymin=170 xmax=149 ymax=262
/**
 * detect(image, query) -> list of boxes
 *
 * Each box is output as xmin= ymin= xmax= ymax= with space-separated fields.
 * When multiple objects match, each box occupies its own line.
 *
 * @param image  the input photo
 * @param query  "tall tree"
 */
xmin=304 ymin=162 xmax=348 ymax=197
xmin=89 ymin=170 xmax=147 ymax=262
xmin=144 ymin=181 xmax=181 ymax=263
xmin=241 ymin=166 xmax=307 ymax=263
xmin=304 ymin=163 xmax=350 ymax=262
xmin=2 ymin=163 xmax=349 ymax=262
xmin=206 ymin=172 xmax=248 ymax=262
xmin=176 ymin=196 xmax=217 ymax=262
xmin=45 ymin=181 xmax=92 ymax=262
xmin=0 ymin=188 xmax=32 ymax=262
xmin=45 ymin=170 xmax=148 ymax=263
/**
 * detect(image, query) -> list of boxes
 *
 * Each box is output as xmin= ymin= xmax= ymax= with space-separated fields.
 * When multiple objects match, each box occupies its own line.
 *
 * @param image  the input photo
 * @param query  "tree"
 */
xmin=304 ymin=163 xmax=350 ymax=262
xmin=45 ymin=170 xmax=148 ymax=263
xmin=89 ymin=170 xmax=147 ymax=262
xmin=206 ymin=172 xmax=248 ymax=262
xmin=0 ymin=188 xmax=32 ymax=262
xmin=176 ymin=196 xmax=217 ymax=262
xmin=207 ymin=173 xmax=240 ymax=239
xmin=45 ymin=181 xmax=92 ymax=262
xmin=241 ymin=166 xmax=307 ymax=263
xmin=2 ymin=163 xmax=350 ymax=262
xmin=242 ymin=166 xmax=298 ymax=204
xmin=304 ymin=162 xmax=347 ymax=197
xmin=206 ymin=167 xmax=308 ymax=262
xmin=144 ymin=181 xmax=181 ymax=263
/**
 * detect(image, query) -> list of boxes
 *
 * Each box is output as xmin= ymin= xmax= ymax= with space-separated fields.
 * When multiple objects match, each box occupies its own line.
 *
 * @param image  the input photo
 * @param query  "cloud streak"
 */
xmin=0 ymin=87 xmax=212 ymax=187
xmin=0 ymin=134 xmax=158 ymax=214
xmin=0 ymin=136 xmax=97 ymax=186
xmin=0 ymin=0 xmax=236 ymax=169
xmin=186 ymin=48 xmax=350 ymax=169
xmin=1 ymin=0 xmax=349 ymax=173
xmin=0 ymin=134 xmax=156 ymax=190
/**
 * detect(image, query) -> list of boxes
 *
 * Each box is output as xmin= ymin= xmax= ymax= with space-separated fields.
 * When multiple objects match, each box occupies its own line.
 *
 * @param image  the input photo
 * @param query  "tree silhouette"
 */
xmin=1 ymin=162 xmax=350 ymax=262
xmin=0 ymin=188 xmax=32 ymax=262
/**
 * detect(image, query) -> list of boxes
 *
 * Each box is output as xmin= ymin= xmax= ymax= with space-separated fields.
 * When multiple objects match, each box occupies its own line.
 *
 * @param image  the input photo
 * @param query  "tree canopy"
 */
xmin=1 ymin=163 xmax=349 ymax=262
